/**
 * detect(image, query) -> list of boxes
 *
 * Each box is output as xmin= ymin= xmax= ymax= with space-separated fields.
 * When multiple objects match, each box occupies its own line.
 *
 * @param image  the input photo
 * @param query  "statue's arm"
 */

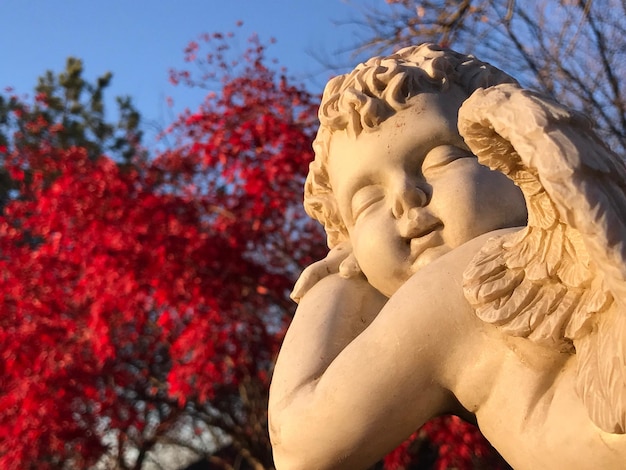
xmin=269 ymin=271 xmax=459 ymax=469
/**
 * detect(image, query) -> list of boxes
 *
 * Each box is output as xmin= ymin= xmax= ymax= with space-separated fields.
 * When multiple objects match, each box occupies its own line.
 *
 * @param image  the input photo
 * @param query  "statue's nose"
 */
xmin=391 ymin=185 xmax=428 ymax=220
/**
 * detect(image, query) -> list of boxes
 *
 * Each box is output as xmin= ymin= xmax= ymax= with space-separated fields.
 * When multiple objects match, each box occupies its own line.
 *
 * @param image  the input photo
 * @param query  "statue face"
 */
xmin=328 ymin=87 xmax=527 ymax=296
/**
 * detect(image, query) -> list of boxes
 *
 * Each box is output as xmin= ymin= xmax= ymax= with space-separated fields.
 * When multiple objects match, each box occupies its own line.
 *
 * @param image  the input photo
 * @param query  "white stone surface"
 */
xmin=269 ymin=44 xmax=626 ymax=469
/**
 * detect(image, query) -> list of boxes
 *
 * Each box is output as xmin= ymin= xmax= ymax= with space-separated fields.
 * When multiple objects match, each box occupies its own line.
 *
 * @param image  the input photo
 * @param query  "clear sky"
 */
xmin=0 ymin=0 xmax=375 ymax=141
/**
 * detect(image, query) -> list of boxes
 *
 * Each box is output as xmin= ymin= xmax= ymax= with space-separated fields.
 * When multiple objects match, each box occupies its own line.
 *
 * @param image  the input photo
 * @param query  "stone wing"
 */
xmin=459 ymin=84 xmax=626 ymax=433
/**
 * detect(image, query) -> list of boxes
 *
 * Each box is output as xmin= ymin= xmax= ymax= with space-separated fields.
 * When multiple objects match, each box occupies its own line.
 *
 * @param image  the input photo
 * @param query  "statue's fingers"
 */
xmin=290 ymin=243 xmax=354 ymax=302
xmin=339 ymin=253 xmax=362 ymax=279
xmin=291 ymin=260 xmax=329 ymax=302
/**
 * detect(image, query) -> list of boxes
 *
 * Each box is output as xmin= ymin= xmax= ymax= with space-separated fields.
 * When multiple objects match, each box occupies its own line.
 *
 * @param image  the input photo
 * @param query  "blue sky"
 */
xmin=0 ymin=0 xmax=376 ymax=140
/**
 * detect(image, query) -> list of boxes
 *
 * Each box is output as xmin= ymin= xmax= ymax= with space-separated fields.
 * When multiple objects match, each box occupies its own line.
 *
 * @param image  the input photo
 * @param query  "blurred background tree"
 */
xmin=0 ymin=57 xmax=143 ymax=207
xmin=0 ymin=32 xmax=322 ymax=470
xmin=348 ymin=0 xmax=625 ymax=155
xmin=0 ymin=56 xmax=143 ymax=162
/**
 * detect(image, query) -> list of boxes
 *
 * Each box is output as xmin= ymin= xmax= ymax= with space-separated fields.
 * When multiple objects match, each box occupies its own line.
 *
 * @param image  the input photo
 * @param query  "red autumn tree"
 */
xmin=155 ymin=30 xmax=325 ymax=468
xmin=0 ymin=30 xmax=322 ymax=469
xmin=0 ymin=27 xmax=508 ymax=469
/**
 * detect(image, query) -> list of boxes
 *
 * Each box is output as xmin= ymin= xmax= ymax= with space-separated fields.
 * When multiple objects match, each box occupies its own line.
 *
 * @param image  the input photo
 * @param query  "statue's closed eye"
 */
xmin=422 ymin=145 xmax=473 ymax=173
xmin=351 ymin=185 xmax=385 ymax=221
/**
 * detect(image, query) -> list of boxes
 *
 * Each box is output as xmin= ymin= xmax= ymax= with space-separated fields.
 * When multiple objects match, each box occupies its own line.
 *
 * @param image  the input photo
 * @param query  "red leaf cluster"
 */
xmin=161 ymin=32 xmax=325 ymax=410
xmin=384 ymin=416 xmax=510 ymax=469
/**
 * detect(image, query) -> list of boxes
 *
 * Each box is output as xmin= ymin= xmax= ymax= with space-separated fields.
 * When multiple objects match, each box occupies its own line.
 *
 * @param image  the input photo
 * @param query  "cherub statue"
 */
xmin=268 ymin=43 xmax=626 ymax=469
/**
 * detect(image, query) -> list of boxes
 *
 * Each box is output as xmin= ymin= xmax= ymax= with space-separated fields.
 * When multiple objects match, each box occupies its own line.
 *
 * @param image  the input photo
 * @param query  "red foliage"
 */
xmin=0 ymin=28 xmax=507 ymax=469
xmin=0 ymin=29 xmax=325 ymax=469
xmin=384 ymin=417 xmax=511 ymax=470
xmin=160 ymin=31 xmax=324 ymax=412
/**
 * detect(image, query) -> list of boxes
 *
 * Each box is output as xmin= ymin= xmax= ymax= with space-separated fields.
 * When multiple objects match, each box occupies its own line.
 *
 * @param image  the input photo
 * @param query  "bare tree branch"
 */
xmin=341 ymin=0 xmax=626 ymax=154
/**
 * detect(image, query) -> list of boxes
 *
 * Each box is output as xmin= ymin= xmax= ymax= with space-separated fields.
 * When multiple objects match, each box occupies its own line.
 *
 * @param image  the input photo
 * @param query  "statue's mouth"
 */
xmin=408 ymin=222 xmax=444 ymax=261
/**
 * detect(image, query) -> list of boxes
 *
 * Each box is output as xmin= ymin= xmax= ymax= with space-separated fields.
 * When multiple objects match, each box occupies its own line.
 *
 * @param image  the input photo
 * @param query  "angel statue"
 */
xmin=268 ymin=43 xmax=626 ymax=469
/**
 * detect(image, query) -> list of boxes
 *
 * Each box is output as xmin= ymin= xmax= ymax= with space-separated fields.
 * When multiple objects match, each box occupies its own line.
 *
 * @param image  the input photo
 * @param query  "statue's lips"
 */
xmin=409 ymin=223 xmax=444 ymax=261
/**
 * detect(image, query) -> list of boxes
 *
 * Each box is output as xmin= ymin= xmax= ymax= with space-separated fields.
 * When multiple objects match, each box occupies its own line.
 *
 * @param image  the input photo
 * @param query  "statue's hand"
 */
xmin=291 ymin=241 xmax=363 ymax=303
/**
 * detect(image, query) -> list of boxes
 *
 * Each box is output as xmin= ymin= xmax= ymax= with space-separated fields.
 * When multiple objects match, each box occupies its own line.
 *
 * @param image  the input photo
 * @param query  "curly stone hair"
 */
xmin=304 ymin=43 xmax=517 ymax=247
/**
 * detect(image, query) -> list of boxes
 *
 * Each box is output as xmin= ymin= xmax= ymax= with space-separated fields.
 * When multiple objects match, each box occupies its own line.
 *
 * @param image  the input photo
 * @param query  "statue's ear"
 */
xmin=339 ymin=252 xmax=362 ymax=279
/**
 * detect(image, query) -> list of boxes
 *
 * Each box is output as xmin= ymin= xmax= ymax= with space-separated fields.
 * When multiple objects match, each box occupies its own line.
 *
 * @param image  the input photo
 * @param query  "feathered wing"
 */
xmin=458 ymin=84 xmax=626 ymax=433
